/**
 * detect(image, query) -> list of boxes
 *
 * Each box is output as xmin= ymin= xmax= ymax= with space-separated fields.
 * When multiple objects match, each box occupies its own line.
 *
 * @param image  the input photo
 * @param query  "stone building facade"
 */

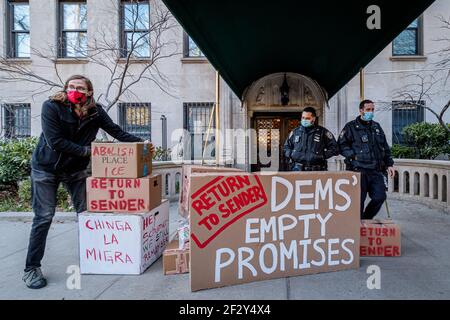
xmin=1 ymin=0 xmax=449 ymax=171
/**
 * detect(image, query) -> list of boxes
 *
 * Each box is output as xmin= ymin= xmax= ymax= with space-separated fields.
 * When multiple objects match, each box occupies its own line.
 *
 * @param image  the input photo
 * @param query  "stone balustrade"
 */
xmin=388 ymin=159 xmax=449 ymax=213
xmin=152 ymin=160 xmax=216 ymax=202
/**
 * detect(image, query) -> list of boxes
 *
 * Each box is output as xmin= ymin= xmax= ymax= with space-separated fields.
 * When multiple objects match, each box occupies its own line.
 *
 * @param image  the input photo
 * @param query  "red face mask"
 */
xmin=67 ymin=90 xmax=87 ymax=104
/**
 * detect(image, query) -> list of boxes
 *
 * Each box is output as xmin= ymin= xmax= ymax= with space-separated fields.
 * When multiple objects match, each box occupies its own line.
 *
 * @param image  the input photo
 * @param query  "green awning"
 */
xmin=162 ymin=0 xmax=435 ymax=100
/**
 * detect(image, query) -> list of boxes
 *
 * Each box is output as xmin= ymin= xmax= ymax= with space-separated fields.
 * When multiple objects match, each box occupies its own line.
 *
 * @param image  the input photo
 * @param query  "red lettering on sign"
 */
xmin=389 ymin=228 xmax=396 ymax=237
xmin=393 ymin=246 xmax=400 ymax=256
xmin=190 ymin=175 xmax=267 ymax=249
xmin=108 ymin=190 xmax=117 ymax=199
xmin=90 ymin=201 xmax=98 ymax=210
xmin=138 ymin=199 xmax=145 ymax=210
xmin=360 ymin=246 xmax=367 ymax=256
xmin=128 ymin=199 xmax=137 ymax=211
xmin=361 ymin=227 xmax=367 ymax=237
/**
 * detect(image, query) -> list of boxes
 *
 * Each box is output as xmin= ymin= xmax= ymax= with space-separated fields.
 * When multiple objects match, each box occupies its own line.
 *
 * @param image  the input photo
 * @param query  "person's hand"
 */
xmin=387 ymin=166 xmax=395 ymax=178
xmin=143 ymin=140 xmax=155 ymax=153
xmin=84 ymin=146 xmax=91 ymax=157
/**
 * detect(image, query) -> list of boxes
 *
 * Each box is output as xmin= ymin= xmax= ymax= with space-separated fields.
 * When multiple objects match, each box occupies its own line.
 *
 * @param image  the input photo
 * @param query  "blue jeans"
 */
xmin=24 ymin=168 xmax=88 ymax=271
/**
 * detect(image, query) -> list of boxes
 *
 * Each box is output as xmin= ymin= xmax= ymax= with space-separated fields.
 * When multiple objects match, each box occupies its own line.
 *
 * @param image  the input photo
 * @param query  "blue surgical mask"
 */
xmin=362 ymin=112 xmax=374 ymax=121
xmin=301 ymin=119 xmax=313 ymax=128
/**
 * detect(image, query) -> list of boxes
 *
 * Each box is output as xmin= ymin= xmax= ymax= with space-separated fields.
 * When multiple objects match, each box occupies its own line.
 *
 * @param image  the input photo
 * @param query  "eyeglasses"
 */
xmin=67 ymin=85 xmax=88 ymax=93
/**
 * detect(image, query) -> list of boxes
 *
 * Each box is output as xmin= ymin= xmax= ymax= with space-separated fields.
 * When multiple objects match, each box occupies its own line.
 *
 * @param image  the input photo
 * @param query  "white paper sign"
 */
xmin=79 ymin=200 xmax=169 ymax=275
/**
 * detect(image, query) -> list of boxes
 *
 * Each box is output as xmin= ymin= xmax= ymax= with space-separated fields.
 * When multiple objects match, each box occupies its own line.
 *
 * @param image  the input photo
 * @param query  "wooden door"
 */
xmin=251 ymin=113 xmax=300 ymax=172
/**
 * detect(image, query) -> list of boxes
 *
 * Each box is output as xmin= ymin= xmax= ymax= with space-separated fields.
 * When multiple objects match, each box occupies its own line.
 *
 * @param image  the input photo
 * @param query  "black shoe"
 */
xmin=23 ymin=268 xmax=47 ymax=289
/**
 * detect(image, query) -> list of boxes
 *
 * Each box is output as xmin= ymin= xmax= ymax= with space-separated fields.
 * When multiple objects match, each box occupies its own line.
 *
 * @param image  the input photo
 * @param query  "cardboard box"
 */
xmin=79 ymin=199 xmax=169 ymax=275
xmin=91 ymin=142 xmax=152 ymax=178
xmin=360 ymin=219 xmax=401 ymax=257
xmin=188 ymin=171 xmax=361 ymax=291
xmin=163 ymin=238 xmax=190 ymax=275
xmin=87 ymin=174 xmax=162 ymax=213
xmin=178 ymin=165 xmax=242 ymax=218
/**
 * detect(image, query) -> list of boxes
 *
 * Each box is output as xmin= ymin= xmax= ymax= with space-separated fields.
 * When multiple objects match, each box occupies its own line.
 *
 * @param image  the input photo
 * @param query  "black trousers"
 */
xmin=24 ymin=168 xmax=88 ymax=272
xmin=358 ymin=169 xmax=387 ymax=219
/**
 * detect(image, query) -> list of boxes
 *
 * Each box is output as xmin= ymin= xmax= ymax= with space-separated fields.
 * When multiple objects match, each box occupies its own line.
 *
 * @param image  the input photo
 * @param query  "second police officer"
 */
xmin=338 ymin=99 xmax=395 ymax=220
xmin=283 ymin=107 xmax=339 ymax=171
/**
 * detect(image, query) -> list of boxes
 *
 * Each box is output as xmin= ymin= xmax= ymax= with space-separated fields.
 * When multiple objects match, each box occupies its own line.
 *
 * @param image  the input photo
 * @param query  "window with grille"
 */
xmin=392 ymin=101 xmax=425 ymax=145
xmin=183 ymin=102 xmax=215 ymax=160
xmin=120 ymin=1 xmax=150 ymax=58
xmin=118 ymin=102 xmax=151 ymax=140
xmin=58 ymin=1 xmax=87 ymax=58
xmin=392 ymin=18 xmax=422 ymax=56
xmin=183 ymin=33 xmax=205 ymax=58
xmin=2 ymin=103 xmax=31 ymax=138
xmin=7 ymin=0 xmax=30 ymax=58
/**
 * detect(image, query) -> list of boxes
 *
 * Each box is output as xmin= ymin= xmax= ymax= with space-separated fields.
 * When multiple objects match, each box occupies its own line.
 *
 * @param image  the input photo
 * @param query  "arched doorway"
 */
xmin=243 ymin=72 xmax=326 ymax=172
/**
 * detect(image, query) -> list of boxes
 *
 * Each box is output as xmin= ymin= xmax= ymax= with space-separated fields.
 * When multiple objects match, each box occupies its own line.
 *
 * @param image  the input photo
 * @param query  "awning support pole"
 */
xmin=215 ymin=71 xmax=220 ymax=166
xmin=360 ymin=68 xmax=365 ymax=101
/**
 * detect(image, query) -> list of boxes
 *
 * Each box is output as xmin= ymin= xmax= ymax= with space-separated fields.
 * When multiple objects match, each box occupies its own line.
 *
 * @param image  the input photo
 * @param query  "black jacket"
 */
xmin=283 ymin=125 xmax=339 ymax=166
xmin=32 ymin=99 xmax=142 ymax=174
xmin=338 ymin=116 xmax=394 ymax=171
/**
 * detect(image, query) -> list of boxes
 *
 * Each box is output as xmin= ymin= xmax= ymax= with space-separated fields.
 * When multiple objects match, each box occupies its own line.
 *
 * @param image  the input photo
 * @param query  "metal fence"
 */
xmin=1 ymin=103 xmax=31 ymax=138
xmin=117 ymin=102 xmax=151 ymax=141
xmin=392 ymin=101 xmax=425 ymax=145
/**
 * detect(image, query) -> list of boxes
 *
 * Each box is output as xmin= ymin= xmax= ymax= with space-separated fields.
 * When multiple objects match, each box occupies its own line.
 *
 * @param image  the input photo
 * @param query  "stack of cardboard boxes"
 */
xmin=79 ymin=142 xmax=169 ymax=275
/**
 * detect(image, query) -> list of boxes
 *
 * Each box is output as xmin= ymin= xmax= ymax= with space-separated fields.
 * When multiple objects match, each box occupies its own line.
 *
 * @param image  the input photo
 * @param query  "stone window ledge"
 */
xmin=181 ymin=57 xmax=209 ymax=64
xmin=55 ymin=58 xmax=89 ymax=64
xmin=117 ymin=58 xmax=153 ymax=64
xmin=390 ymin=55 xmax=427 ymax=62
xmin=3 ymin=58 xmax=32 ymax=64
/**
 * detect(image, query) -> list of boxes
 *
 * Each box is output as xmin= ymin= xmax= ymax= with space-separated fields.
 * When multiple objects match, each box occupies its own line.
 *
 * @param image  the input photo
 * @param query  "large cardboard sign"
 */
xmin=79 ymin=200 xmax=169 ymax=275
xmin=189 ymin=171 xmax=361 ymax=291
xmin=360 ymin=220 xmax=401 ymax=257
xmin=87 ymin=174 xmax=162 ymax=213
xmin=91 ymin=142 xmax=152 ymax=178
xmin=179 ymin=165 xmax=242 ymax=218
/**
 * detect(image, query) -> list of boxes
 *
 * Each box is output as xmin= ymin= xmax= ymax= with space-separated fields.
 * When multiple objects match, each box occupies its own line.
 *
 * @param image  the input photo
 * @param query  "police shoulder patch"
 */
xmin=326 ymin=131 xmax=333 ymax=139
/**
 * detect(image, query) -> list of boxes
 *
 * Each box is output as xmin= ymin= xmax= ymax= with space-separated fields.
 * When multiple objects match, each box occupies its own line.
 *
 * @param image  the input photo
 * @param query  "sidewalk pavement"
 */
xmin=0 ymin=198 xmax=449 ymax=300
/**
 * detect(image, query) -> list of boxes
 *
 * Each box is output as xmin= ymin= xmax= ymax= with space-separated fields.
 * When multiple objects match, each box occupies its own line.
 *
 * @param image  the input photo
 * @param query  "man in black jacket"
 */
xmin=283 ymin=107 xmax=338 ymax=171
xmin=23 ymin=75 xmax=154 ymax=289
xmin=338 ymin=99 xmax=395 ymax=220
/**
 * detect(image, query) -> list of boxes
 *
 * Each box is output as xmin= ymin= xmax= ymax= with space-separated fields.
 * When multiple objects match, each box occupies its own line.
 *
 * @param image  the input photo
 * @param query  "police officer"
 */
xmin=338 ymin=99 xmax=395 ymax=219
xmin=283 ymin=107 xmax=338 ymax=171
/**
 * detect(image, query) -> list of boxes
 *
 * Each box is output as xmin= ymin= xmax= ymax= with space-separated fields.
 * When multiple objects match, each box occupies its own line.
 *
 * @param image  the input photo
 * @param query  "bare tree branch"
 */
xmin=0 ymin=0 xmax=180 ymax=140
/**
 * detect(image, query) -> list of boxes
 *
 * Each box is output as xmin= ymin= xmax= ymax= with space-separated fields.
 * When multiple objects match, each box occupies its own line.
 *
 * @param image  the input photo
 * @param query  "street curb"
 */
xmin=0 ymin=212 xmax=77 ymax=222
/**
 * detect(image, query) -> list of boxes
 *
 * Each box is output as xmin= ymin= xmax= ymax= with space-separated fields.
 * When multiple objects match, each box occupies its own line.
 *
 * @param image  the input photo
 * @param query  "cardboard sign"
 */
xmin=360 ymin=220 xmax=401 ymax=257
xmin=91 ymin=142 xmax=152 ymax=178
xmin=163 ymin=238 xmax=190 ymax=275
xmin=189 ymin=171 xmax=361 ymax=291
xmin=179 ymin=165 xmax=242 ymax=218
xmin=79 ymin=200 xmax=169 ymax=275
xmin=87 ymin=174 xmax=162 ymax=213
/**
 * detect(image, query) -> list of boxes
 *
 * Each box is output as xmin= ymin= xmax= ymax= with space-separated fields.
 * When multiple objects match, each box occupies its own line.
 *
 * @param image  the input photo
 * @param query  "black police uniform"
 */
xmin=283 ymin=125 xmax=338 ymax=171
xmin=338 ymin=116 xmax=394 ymax=219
